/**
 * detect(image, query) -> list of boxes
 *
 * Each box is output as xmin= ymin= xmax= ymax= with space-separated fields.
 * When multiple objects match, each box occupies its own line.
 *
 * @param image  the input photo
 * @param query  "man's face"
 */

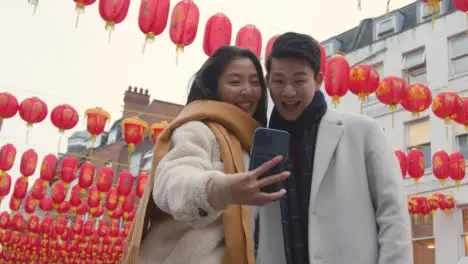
xmin=268 ymin=57 xmax=323 ymax=121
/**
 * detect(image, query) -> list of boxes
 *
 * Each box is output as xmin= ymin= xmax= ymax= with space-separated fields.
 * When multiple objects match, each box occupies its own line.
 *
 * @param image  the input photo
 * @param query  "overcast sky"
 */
xmin=0 ymin=0 xmax=414 ymax=211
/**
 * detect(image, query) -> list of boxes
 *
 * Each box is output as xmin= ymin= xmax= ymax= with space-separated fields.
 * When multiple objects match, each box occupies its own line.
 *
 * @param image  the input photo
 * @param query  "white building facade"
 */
xmin=319 ymin=1 xmax=468 ymax=264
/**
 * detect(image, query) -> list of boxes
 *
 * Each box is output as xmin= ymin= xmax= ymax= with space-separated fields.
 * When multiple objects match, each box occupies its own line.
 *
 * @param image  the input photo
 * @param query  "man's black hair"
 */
xmin=266 ymin=32 xmax=321 ymax=78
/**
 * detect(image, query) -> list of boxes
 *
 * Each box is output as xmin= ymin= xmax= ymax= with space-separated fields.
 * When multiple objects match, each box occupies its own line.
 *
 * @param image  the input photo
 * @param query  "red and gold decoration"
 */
xmin=20 ymin=149 xmax=38 ymax=182
xmin=98 ymin=0 xmax=131 ymax=42
xmin=96 ymin=165 xmax=114 ymax=199
xmin=432 ymin=149 xmax=450 ymax=185
xmin=407 ymin=148 xmax=425 ymax=184
xmin=324 ymin=55 xmax=350 ymax=106
xmin=40 ymin=154 xmax=58 ymax=184
xmin=60 ymin=156 xmax=78 ymax=188
xmin=122 ymin=116 xmax=148 ymax=161
xmin=136 ymin=171 xmax=149 ymax=198
xmin=0 ymin=143 xmax=16 ymax=176
xmin=203 ymin=13 xmax=232 ymax=57
xmin=432 ymin=91 xmax=463 ymax=138
xmin=0 ymin=172 xmax=11 ymax=202
xmin=264 ymin=35 xmax=279 ymax=68
xmin=50 ymin=104 xmax=79 ymax=150
xmin=421 ymin=0 xmax=443 ymax=27
xmin=376 ymin=76 xmax=407 ymax=128
xmin=73 ymin=0 xmax=97 ymax=27
xmin=235 ymin=24 xmax=263 ymax=58
xmin=78 ymin=161 xmax=95 ymax=195
xmin=394 ymin=150 xmax=407 ymax=178
xmin=0 ymin=92 xmax=19 ymax=132
xmin=138 ymin=0 xmax=170 ymax=53
xmin=401 ymin=83 xmax=432 ymax=117
xmin=449 ymin=151 xmax=465 ymax=186
xmin=117 ymin=170 xmax=134 ymax=203
xmin=169 ymin=0 xmax=200 ymax=63
xmin=150 ymin=121 xmax=168 ymax=144
xmin=19 ymin=97 xmax=48 ymax=142
xmin=348 ymin=64 xmax=380 ymax=113
xmin=85 ymin=107 xmax=110 ymax=157
xmin=454 ymin=97 xmax=468 ymax=131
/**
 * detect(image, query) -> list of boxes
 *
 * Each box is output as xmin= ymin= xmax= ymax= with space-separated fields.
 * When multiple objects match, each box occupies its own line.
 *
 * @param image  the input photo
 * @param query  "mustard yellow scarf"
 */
xmin=123 ymin=100 xmax=260 ymax=264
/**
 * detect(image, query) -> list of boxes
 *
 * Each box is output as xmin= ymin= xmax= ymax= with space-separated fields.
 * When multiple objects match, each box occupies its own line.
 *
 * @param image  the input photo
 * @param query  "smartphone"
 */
xmin=249 ymin=127 xmax=290 ymax=193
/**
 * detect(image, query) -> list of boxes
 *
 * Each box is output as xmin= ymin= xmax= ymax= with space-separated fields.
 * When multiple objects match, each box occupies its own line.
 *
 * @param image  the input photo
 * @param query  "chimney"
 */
xmin=123 ymin=86 xmax=150 ymax=118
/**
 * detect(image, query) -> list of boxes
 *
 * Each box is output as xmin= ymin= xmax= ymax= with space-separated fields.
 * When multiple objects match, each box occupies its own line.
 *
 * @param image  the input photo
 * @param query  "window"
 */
xmin=324 ymin=44 xmax=333 ymax=58
xmin=456 ymin=125 xmax=468 ymax=162
xmin=402 ymin=48 xmax=427 ymax=85
xmin=107 ymin=129 xmax=118 ymax=145
xmin=406 ymin=119 xmax=431 ymax=169
xmin=412 ymin=214 xmax=435 ymax=264
xmin=130 ymin=152 xmax=142 ymax=176
xmin=365 ymin=62 xmax=384 ymax=104
xmin=92 ymin=134 xmax=102 ymax=148
xmin=420 ymin=2 xmax=443 ymax=22
xmin=461 ymin=209 xmax=468 ymax=256
xmin=449 ymin=33 xmax=468 ymax=76
xmin=377 ymin=18 xmax=395 ymax=38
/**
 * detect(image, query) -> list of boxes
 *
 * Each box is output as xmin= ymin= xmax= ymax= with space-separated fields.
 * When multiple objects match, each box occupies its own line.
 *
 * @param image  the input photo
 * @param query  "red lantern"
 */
xmin=432 ymin=91 xmax=463 ymax=138
xmin=27 ymin=214 xmax=40 ymax=234
xmin=91 ymin=205 xmax=104 ymax=218
xmin=455 ymin=97 xmax=468 ymax=131
xmin=421 ymin=0 xmax=443 ymax=26
xmin=57 ymin=201 xmax=71 ymax=214
xmin=349 ymin=64 xmax=380 ymax=113
xmin=88 ymin=185 xmax=101 ymax=211
xmin=24 ymin=195 xmax=37 ymax=215
xmin=394 ymin=150 xmax=407 ymax=178
xmin=123 ymin=209 xmax=136 ymax=222
xmin=20 ymin=149 xmax=38 ymax=179
xmin=450 ymin=151 xmax=465 ymax=186
xmin=317 ymin=42 xmax=327 ymax=78
xmin=150 ymin=121 xmax=168 ymax=144
xmin=19 ymin=97 xmax=48 ymax=127
xmin=235 ymin=24 xmax=262 ymax=58
xmin=109 ymin=220 xmax=120 ymax=242
xmin=122 ymin=192 xmax=135 ymax=218
xmin=69 ymin=184 xmax=82 ymax=209
xmin=40 ymin=154 xmax=58 ymax=182
xmin=73 ymin=0 xmax=97 ymax=27
xmin=117 ymin=171 xmax=134 ymax=202
xmin=12 ymin=176 xmax=28 ymax=199
xmin=106 ymin=188 xmax=119 ymax=211
xmin=453 ymin=0 xmax=468 ymax=23
xmin=324 ymin=55 xmax=350 ymax=105
xmin=109 ymin=206 xmax=122 ymax=219
xmin=98 ymin=0 xmax=131 ymax=38
xmin=445 ymin=194 xmax=455 ymax=213
xmin=136 ymin=171 xmax=149 ymax=198
xmin=54 ymin=217 xmax=67 ymax=239
xmin=50 ymin=104 xmax=79 ymax=134
xmin=78 ymin=161 xmax=95 ymax=194
xmin=97 ymin=220 xmax=108 ymax=240
xmin=96 ymin=166 xmax=113 ymax=198
xmin=417 ymin=196 xmax=432 ymax=221
xmin=9 ymin=197 xmax=22 ymax=211
xmin=264 ymin=35 xmax=279 ymax=68
xmin=60 ymin=156 xmax=78 ymax=188
xmin=51 ymin=181 xmax=67 ymax=207
xmin=0 ymin=92 xmax=19 ymax=126
xmin=0 ymin=172 xmax=11 ymax=201
xmin=376 ymin=76 xmax=408 ymax=127
xmin=407 ymin=148 xmax=425 ymax=183
xmin=75 ymin=202 xmax=89 ymax=216
xmin=138 ymin=0 xmax=170 ymax=51
xmin=432 ymin=150 xmax=450 ymax=185
xmin=39 ymin=196 xmax=53 ymax=214
xmin=31 ymin=178 xmax=47 ymax=201
xmin=121 ymin=116 xmax=148 ymax=153
xmin=11 ymin=213 xmax=26 ymax=235
xmin=401 ymin=83 xmax=432 ymax=117
xmin=85 ymin=107 xmax=110 ymax=141
xmin=169 ymin=0 xmax=200 ymax=56
xmin=0 ymin=143 xmax=16 ymax=175
xmin=0 ymin=211 xmax=10 ymax=230
xmin=203 ymin=13 xmax=232 ymax=57
xmin=71 ymin=218 xmax=83 ymax=240
xmin=41 ymin=215 xmax=54 ymax=237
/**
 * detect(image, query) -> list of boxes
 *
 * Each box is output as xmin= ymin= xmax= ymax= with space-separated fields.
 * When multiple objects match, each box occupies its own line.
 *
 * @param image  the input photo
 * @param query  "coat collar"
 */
xmin=310 ymin=110 xmax=344 ymax=208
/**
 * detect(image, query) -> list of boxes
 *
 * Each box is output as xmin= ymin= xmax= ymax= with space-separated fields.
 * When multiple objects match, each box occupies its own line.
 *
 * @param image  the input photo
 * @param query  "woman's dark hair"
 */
xmin=186 ymin=45 xmax=268 ymax=126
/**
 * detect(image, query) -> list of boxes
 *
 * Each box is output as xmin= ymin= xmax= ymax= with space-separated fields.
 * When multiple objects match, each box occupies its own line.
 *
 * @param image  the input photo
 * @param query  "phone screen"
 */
xmin=249 ymin=128 xmax=290 ymax=193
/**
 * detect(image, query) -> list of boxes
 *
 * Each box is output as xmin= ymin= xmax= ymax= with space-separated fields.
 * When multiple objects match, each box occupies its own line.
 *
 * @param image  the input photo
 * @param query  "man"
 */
xmin=255 ymin=32 xmax=413 ymax=264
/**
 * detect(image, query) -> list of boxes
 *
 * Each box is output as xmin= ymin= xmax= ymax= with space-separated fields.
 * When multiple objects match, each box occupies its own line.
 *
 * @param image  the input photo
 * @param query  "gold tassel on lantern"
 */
xmin=389 ymin=104 xmax=397 ymax=128
xmin=176 ymin=44 xmax=185 ymax=65
xmin=444 ymin=116 xmax=451 ymax=139
xmin=426 ymin=0 xmax=441 ymax=29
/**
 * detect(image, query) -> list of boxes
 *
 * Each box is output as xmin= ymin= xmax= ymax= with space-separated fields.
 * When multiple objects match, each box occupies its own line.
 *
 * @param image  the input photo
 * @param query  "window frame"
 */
xmin=456 ymin=130 xmax=468 ymax=165
xmin=129 ymin=152 xmax=143 ymax=176
xmin=107 ymin=129 xmax=118 ymax=145
xmin=411 ymin=213 xmax=435 ymax=264
xmin=405 ymin=118 xmax=432 ymax=170
xmin=460 ymin=207 xmax=468 ymax=257
xmin=376 ymin=17 xmax=396 ymax=39
xmin=448 ymin=32 xmax=468 ymax=77
xmin=402 ymin=48 xmax=427 ymax=85
xmin=419 ymin=1 xmax=445 ymax=23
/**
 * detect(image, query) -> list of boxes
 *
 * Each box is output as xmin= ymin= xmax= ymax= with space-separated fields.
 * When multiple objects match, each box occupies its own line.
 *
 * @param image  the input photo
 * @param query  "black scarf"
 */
xmin=268 ymin=90 xmax=327 ymax=264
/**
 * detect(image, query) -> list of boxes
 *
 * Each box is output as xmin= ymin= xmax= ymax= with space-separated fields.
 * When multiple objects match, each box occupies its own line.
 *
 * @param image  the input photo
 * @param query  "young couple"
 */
xmin=123 ymin=32 xmax=413 ymax=264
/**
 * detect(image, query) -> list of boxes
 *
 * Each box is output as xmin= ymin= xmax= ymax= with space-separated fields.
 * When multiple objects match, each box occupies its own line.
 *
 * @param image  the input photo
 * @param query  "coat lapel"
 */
xmin=310 ymin=110 xmax=344 ymax=208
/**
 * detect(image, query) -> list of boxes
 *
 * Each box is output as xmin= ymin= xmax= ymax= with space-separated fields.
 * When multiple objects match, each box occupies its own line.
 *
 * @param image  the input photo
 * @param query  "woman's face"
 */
xmin=218 ymin=58 xmax=262 ymax=116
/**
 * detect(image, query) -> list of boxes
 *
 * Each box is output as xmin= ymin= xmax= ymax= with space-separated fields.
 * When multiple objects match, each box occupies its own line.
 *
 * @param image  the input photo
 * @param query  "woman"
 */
xmin=124 ymin=46 xmax=290 ymax=264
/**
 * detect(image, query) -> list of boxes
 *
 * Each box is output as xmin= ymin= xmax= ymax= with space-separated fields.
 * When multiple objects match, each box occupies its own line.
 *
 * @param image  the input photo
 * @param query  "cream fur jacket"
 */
xmin=138 ymin=121 xmax=258 ymax=264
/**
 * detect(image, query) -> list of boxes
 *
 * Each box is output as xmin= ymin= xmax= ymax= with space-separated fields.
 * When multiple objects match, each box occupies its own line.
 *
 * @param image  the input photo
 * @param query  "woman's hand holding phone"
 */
xmin=230 ymin=156 xmax=289 ymax=206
